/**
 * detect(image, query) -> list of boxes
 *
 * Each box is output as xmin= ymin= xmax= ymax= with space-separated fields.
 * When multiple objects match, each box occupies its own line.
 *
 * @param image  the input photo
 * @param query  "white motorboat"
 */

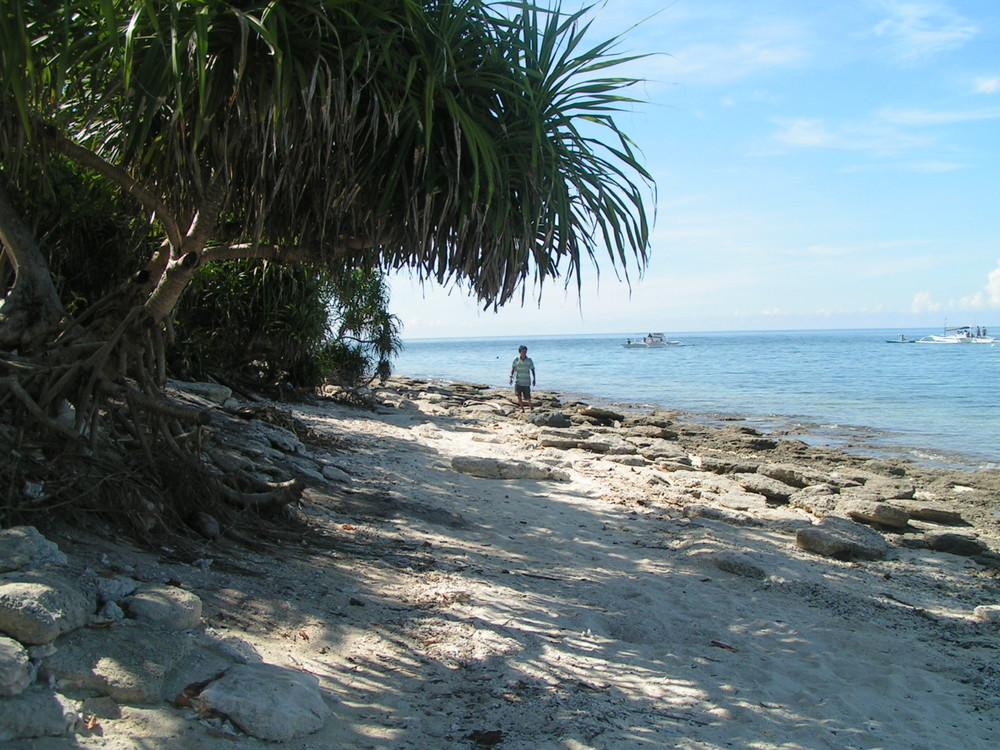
xmin=622 ymin=332 xmax=682 ymax=348
xmin=916 ymin=326 xmax=996 ymax=344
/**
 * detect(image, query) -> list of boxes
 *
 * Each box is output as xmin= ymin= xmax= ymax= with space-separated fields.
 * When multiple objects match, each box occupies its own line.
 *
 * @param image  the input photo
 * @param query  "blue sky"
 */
xmin=389 ymin=0 xmax=1000 ymax=339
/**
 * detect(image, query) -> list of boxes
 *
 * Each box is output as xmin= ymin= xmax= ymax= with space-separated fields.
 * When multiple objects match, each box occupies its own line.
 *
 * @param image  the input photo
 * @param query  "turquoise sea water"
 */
xmin=393 ymin=329 xmax=1000 ymax=470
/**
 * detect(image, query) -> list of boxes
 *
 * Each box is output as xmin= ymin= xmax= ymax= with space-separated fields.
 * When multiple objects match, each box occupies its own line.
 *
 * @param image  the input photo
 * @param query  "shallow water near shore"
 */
xmin=394 ymin=328 xmax=1000 ymax=470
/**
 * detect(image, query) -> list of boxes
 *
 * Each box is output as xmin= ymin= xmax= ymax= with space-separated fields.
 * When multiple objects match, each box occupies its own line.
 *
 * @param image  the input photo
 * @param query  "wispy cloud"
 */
xmin=907 ymin=161 xmax=965 ymax=173
xmin=640 ymin=20 xmax=811 ymax=87
xmin=770 ymin=116 xmax=931 ymax=154
xmin=879 ymin=106 xmax=1000 ymax=125
xmin=973 ymin=77 xmax=1000 ymax=94
xmin=869 ymin=1 xmax=977 ymax=63
xmin=911 ymin=291 xmax=941 ymax=313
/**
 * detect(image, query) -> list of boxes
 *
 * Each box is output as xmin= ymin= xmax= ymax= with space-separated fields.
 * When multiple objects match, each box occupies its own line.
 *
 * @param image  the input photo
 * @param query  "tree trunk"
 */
xmin=0 ymin=181 xmax=65 ymax=349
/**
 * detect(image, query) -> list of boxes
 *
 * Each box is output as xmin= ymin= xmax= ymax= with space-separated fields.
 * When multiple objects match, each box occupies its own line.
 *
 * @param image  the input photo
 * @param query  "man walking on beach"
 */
xmin=510 ymin=345 xmax=536 ymax=412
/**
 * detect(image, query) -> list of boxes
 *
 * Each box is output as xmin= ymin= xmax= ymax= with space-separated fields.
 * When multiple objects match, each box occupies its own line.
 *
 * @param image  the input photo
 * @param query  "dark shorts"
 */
xmin=514 ymin=384 xmax=531 ymax=398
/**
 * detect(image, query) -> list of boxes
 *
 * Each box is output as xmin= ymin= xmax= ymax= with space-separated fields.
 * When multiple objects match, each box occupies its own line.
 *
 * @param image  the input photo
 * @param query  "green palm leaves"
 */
xmin=2 ymin=0 xmax=653 ymax=309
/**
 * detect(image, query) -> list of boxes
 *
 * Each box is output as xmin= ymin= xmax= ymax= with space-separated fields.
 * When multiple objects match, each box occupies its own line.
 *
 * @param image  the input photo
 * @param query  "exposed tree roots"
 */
xmin=0 ymin=299 xmax=306 ymax=543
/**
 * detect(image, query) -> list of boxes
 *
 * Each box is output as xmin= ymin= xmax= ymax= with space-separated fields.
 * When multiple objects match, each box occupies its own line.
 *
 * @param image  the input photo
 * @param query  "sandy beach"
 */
xmin=8 ymin=377 xmax=1000 ymax=749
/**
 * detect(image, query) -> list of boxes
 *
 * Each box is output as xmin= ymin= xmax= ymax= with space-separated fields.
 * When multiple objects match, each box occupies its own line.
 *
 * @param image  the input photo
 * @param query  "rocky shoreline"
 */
xmin=2 ymin=376 xmax=999 ymax=748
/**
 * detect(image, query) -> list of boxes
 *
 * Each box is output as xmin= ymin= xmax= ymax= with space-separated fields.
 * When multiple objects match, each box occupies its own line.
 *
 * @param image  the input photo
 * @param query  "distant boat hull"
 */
xmin=623 ymin=332 xmax=682 ymax=348
xmin=916 ymin=335 xmax=996 ymax=344
xmin=914 ymin=325 xmax=995 ymax=345
xmin=622 ymin=341 xmax=682 ymax=348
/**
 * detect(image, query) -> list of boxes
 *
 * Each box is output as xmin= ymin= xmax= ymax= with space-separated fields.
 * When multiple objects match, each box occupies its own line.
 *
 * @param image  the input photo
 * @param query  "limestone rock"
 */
xmin=861 ymin=478 xmax=916 ymax=501
xmin=577 ymin=405 xmax=625 ymax=424
xmin=788 ymin=484 xmax=841 ymax=516
xmin=43 ymin=625 xmax=194 ymax=704
xmin=578 ymin=437 xmax=635 ymax=455
xmin=795 ymin=516 xmax=890 ymax=561
xmin=715 ymin=490 xmax=770 ymax=512
xmin=0 ymin=527 xmax=67 ymax=574
xmin=733 ymin=473 xmax=797 ymax=503
xmin=0 ymin=635 xmax=31 ymax=697
xmin=624 ymin=424 xmax=679 ymax=440
xmin=923 ymin=532 xmax=987 ymax=557
xmin=527 ymin=411 xmax=573 ymax=428
xmin=465 ymin=400 xmax=511 ymax=416
xmin=538 ymin=432 xmax=584 ymax=450
xmin=198 ymin=663 xmax=331 ymax=741
xmin=0 ymin=688 xmax=79 ymax=742
xmin=0 ymin=571 xmax=92 ymax=645
xmin=124 ymin=583 xmax=203 ymax=630
xmin=683 ymin=504 xmax=764 ymax=527
xmin=250 ymin=419 xmax=305 ymax=454
xmin=838 ymin=499 xmax=910 ymax=530
xmin=973 ymin=605 xmax=1000 ymax=623
xmin=706 ymin=551 xmax=767 ymax=580
xmin=451 ymin=456 xmax=558 ymax=480
xmin=635 ymin=439 xmax=688 ymax=462
xmin=696 ymin=455 xmax=763 ymax=475
xmin=758 ymin=463 xmax=827 ymax=489
xmin=169 ymin=379 xmax=232 ymax=404
xmin=92 ymin=575 xmax=140 ymax=605
xmin=893 ymin=500 xmax=966 ymax=526
xmin=321 ymin=464 xmax=352 ymax=482
xmin=718 ymin=425 xmax=777 ymax=451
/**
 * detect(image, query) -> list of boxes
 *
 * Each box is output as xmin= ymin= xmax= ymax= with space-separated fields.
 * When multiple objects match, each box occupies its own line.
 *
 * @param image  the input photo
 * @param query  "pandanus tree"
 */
xmin=0 ymin=0 xmax=652 ymax=519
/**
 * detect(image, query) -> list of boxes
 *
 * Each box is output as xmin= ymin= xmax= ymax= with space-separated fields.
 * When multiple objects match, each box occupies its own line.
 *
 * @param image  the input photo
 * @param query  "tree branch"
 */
xmin=183 ymin=173 xmax=228 ymax=255
xmin=48 ymin=130 xmax=184 ymax=252
xmin=201 ymin=237 xmax=376 ymax=265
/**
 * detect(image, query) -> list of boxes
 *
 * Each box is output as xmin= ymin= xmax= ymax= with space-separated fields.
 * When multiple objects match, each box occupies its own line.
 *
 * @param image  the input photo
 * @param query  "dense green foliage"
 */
xmin=0 ymin=0 xmax=653 ymax=529
xmin=171 ymin=261 xmax=400 ymax=388
xmin=2 ymin=1 xmax=652 ymax=309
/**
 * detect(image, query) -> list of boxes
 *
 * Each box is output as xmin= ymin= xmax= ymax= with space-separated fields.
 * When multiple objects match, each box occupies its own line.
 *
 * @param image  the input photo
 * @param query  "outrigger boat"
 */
xmin=622 ymin=332 xmax=682 ymax=348
xmin=916 ymin=325 xmax=996 ymax=344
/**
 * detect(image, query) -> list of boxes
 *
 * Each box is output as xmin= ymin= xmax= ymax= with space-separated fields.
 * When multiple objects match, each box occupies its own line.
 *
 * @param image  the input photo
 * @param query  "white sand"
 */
xmin=34 ymin=383 xmax=1000 ymax=749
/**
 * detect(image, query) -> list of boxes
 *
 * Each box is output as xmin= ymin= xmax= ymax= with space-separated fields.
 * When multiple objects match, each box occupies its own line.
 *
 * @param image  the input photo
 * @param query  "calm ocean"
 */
xmin=393 ymin=329 xmax=999 ymax=470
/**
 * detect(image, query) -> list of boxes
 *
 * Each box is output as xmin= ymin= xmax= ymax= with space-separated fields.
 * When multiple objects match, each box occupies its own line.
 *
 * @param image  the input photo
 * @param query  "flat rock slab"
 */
xmin=527 ymin=411 xmax=573 ymax=428
xmin=43 ymin=625 xmax=194 ymax=704
xmin=124 ymin=583 xmax=203 ymax=630
xmin=198 ymin=663 xmax=331 ymax=742
xmin=0 ymin=688 xmax=78 ymax=742
xmin=796 ymin=516 xmax=890 ymax=561
xmin=733 ymin=473 xmax=797 ymax=502
xmin=451 ymin=456 xmax=559 ymax=480
xmin=0 ymin=571 xmax=92 ymax=645
xmin=894 ymin=500 xmax=967 ymax=526
xmin=838 ymin=499 xmax=910 ymax=529
xmin=923 ymin=531 xmax=987 ymax=557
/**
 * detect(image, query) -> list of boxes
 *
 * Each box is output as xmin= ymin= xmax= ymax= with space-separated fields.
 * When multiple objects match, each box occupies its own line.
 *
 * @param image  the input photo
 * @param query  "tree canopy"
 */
xmin=2 ymin=0 xmax=653 ymax=324
xmin=0 ymin=0 xmax=654 ymax=527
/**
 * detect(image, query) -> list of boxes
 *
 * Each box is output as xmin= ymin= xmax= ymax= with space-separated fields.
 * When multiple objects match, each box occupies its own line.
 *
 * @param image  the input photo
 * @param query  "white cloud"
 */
xmin=986 ymin=264 xmax=1000 ymax=305
xmin=973 ymin=77 xmax=1000 ymax=94
xmin=770 ymin=116 xmax=930 ymax=154
xmin=878 ymin=106 xmax=1000 ymax=125
xmin=907 ymin=161 xmax=964 ymax=173
xmin=648 ymin=25 xmax=810 ymax=87
xmin=870 ymin=1 xmax=977 ymax=63
xmin=957 ymin=291 xmax=987 ymax=309
xmin=771 ymin=118 xmax=834 ymax=147
xmin=946 ymin=264 xmax=1000 ymax=310
xmin=911 ymin=291 xmax=941 ymax=313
